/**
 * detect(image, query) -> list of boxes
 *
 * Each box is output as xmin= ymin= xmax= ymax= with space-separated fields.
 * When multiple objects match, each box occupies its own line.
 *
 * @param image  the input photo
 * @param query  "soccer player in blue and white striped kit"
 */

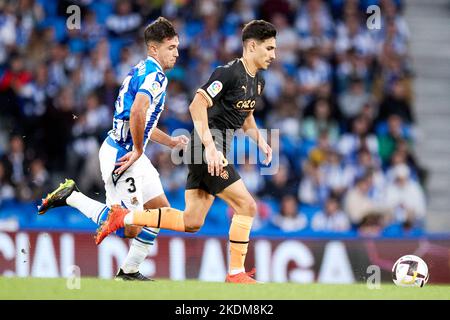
xmin=38 ymin=17 xmax=188 ymax=280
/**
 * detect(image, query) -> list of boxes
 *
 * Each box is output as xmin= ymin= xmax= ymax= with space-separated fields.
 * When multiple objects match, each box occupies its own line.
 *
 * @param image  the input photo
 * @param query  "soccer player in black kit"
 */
xmin=96 ymin=20 xmax=277 ymax=284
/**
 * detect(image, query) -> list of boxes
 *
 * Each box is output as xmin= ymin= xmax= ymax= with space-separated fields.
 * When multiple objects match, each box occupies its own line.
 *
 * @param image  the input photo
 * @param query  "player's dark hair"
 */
xmin=144 ymin=17 xmax=177 ymax=45
xmin=242 ymin=20 xmax=277 ymax=43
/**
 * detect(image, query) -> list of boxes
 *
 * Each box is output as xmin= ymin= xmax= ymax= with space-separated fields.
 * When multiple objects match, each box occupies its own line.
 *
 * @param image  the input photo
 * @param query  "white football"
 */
xmin=392 ymin=255 xmax=429 ymax=287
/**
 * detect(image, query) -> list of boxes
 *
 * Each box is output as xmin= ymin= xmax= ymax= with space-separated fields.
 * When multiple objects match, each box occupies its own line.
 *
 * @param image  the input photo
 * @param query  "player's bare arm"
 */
xmin=150 ymin=127 xmax=189 ymax=149
xmin=242 ymin=111 xmax=272 ymax=165
xmin=189 ymin=92 xmax=226 ymax=177
xmin=114 ymin=93 xmax=149 ymax=174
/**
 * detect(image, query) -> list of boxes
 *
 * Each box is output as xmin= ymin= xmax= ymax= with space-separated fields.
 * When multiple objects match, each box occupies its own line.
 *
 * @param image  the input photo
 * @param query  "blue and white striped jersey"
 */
xmin=108 ymin=56 xmax=168 ymax=151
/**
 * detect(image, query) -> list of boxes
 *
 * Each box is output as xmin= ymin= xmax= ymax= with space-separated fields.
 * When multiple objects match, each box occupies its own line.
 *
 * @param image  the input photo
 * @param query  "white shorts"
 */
xmin=99 ymin=137 xmax=164 ymax=211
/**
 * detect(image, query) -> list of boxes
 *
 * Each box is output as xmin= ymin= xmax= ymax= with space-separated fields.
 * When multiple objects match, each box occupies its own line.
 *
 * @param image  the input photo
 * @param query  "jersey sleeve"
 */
xmin=197 ymin=66 xmax=234 ymax=107
xmin=138 ymin=71 xmax=166 ymax=103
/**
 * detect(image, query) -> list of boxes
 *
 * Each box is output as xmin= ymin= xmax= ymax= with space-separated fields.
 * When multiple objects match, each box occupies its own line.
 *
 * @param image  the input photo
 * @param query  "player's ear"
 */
xmin=147 ymin=41 xmax=159 ymax=55
xmin=249 ymin=39 xmax=257 ymax=52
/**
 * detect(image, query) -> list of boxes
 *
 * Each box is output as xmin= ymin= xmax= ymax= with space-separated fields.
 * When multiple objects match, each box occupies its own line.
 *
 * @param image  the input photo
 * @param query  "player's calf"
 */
xmin=124 ymin=225 xmax=142 ymax=238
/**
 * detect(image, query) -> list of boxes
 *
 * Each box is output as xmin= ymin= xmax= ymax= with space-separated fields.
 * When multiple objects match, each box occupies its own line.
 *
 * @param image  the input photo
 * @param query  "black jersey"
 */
xmin=195 ymin=58 xmax=265 ymax=154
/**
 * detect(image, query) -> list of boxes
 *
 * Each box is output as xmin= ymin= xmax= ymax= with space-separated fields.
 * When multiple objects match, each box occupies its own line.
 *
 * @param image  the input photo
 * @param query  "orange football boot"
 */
xmin=95 ymin=204 xmax=129 ymax=245
xmin=225 ymin=268 xmax=260 ymax=284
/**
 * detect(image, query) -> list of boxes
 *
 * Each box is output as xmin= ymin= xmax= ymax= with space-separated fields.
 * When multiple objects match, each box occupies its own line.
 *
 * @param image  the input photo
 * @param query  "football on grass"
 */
xmin=392 ymin=255 xmax=429 ymax=287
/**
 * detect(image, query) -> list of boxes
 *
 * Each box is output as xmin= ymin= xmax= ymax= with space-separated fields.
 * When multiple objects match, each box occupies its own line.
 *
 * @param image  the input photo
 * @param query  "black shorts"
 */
xmin=186 ymin=162 xmax=241 ymax=196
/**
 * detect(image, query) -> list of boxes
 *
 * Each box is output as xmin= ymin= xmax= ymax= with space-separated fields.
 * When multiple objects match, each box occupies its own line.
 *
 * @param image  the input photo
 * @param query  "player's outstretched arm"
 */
xmin=150 ymin=127 xmax=189 ymax=149
xmin=242 ymin=111 xmax=272 ymax=165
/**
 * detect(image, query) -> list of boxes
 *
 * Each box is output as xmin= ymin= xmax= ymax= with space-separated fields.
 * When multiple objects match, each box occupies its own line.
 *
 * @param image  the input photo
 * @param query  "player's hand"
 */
xmin=114 ymin=150 xmax=142 ymax=175
xmin=205 ymin=144 xmax=227 ymax=176
xmin=170 ymin=135 xmax=189 ymax=150
xmin=259 ymin=141 xmax=272 ymax=165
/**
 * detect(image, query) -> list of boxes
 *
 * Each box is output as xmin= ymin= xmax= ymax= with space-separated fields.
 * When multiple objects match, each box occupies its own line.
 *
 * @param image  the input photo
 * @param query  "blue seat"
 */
xmin=89 ymin=1 xmax=114 ymax=24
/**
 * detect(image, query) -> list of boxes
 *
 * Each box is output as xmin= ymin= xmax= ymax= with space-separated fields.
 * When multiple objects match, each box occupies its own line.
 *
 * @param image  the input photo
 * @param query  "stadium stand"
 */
xmin=0 ymin=0 xmax=441 ymax=238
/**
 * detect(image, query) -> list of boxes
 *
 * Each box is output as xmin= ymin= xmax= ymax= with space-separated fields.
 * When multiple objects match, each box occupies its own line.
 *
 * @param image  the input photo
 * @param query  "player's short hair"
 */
xmin=144 ymin=17 xmax=177 ymax=45
xmin=242 ymin=20 xmax=277 ymax=43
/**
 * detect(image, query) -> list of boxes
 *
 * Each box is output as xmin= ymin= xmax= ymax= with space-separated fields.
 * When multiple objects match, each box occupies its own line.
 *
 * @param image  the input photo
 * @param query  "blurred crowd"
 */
xmin=0 ymin=0 xmax=428 ymax=237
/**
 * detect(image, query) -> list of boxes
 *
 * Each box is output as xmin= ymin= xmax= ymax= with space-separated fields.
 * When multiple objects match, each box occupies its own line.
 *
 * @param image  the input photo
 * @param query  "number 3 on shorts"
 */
xmin=125 ymin=177 xmax=136 ymax=193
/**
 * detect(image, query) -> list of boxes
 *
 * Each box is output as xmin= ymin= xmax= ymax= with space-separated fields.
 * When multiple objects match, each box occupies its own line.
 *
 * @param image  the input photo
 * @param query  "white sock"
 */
xmin=66 ymin=191 xmax=106 ymax=224
xmin=121 ymin=239 xmax=151 ymax=274
xmin=229 ymin=268 xmax=245 ymax=275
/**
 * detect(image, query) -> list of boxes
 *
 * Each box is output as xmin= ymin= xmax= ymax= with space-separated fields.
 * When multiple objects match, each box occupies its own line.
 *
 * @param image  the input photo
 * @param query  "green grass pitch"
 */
xmin=1 ymin=277 xmax=449 ymax=300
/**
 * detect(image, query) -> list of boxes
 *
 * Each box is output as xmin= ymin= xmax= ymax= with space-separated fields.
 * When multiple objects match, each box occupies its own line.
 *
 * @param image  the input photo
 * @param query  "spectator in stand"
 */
xmin=271 ymin=194 xmax=308 ymax=232
xmin=259 ymin=161 xmax=297 ymax=201
xmin=377 ymin=113 xmax=412 ymax=166
xmin=338 ymin=115 xmax=379 ymax=164
xmin=82 ymin=9 xmax=107 ymax=48
xmin=262 ymin=60 xmax=288 ymax=105
xmin=335 ymin=13 xmax=375 ymax=60
xmin=387 ymin=139 xmax=427 ymax=186
xmin=344 ymin=171 xmax=391 ymax=235
xmin=0 ymin=2 xmax=17 ymax=65
xmin=298 ymin=159 xmax=328 ymax=206
xmin=106 ymin=0 xmax=142 ymax=39
xmin=153 ymin=150 xmax=188 ymax=196
xmin=338 ymin=76 xmax=372 ymax=121
xmin=81 ymin=40 xmax=110 ymax=93
xmin=270 ymin=13 xmax=299 ymax=67
xmin=190 ymin=13 xmax=223 ymax=63
xmin=0 ymin=53 xmax=33 ymax=92
xmin=320 ymin=148 xmax=353 ymax=199
xmin=42 ymin=87 xmax=75 ymax=172
xmin=238 ymin=159 xmax=265 ymax=196
xmin=1 ymin=135 xmax=28 ymax=187
xmin=0 ymin=160 xmax=15 ymax=205
xmin=295 ymin=0 xmax=334 ymax=38
xmin=97 ymin=69 xmax=120 ymax=109
xmin=297 ymin=46 xmax=332 ymax=106
xmin=26 ymin=158 xmax=50 ymax=201
xmin=116 ymin=46 xmax=137 ymax=83
xmin=377 ymin=79 xmax=415 ymax=124
xmin=299 ymin=15 xmax=334 ymax=58
xmin=302 ymin=98 xmax=340 ymax=145
xmin=384 ymin=164 xmax=426 ymax=227
xmin=311 ymin=195 xmax=351 ymax=232
xmin=350 ymin=147 xmax=385 ymax=198
xmin=266 ymin=97 xmax=301 ymax=143
xmin=336 ymin=47 xmax=371 ymax=94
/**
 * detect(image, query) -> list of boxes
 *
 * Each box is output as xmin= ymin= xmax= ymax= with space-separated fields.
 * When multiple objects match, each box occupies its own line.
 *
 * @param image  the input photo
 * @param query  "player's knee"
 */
xmin=124 ymin=225 xmax=142 ymax=238
xmin=185 ymin=220 xmax=204 ymax=233
xmin=237 ymin=199 xmax=257 ymax=217
xmin=183 ymin=214 xmax=204 ymax=233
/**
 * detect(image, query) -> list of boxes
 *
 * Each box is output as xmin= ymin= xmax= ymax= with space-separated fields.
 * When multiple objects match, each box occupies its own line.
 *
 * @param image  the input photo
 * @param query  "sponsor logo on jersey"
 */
xmin=149 ymin=81 xmax=161 ymax=95
xmin=235 ymin=99 xmax=256 ymax=110
xmin=207 ymin=80 xmax=223 ymax=98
